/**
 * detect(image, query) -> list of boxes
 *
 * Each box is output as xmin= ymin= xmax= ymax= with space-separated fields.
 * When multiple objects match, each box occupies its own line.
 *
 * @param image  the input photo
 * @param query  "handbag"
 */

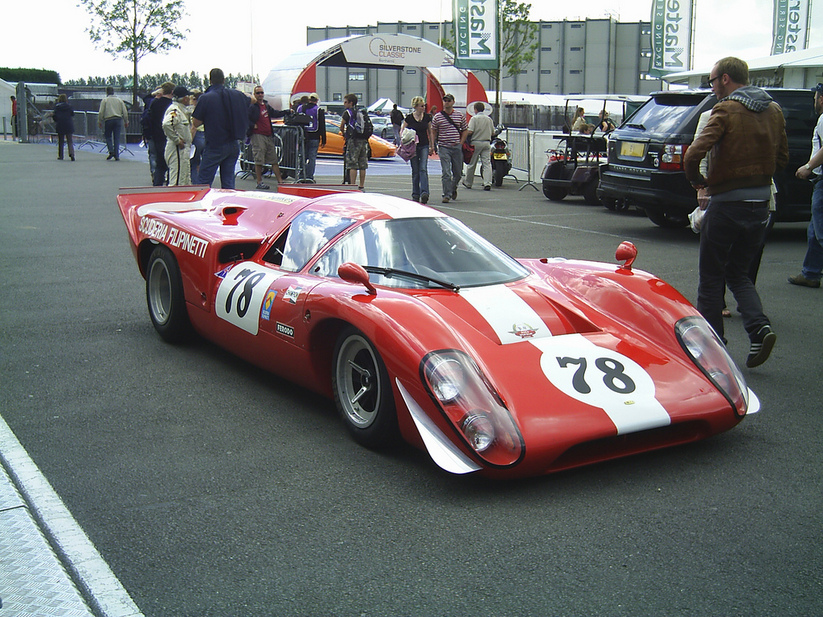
xmin=397 ymin=133 xmax=419 ymax=162
xmin=462 ymin=142 xmax=475 ymax=164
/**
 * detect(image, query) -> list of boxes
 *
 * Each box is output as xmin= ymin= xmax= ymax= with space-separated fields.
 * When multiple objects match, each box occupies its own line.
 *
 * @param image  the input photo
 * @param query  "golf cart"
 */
xmin=541 ymin=95 xmax=647 ymax=205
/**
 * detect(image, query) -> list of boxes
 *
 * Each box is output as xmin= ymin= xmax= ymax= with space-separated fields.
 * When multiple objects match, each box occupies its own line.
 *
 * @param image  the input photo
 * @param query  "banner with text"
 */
xmin=453 ymin=0 xmax=499 ymax=70
xmin=650 ymin=0 xmax=693 ymax=77
xmin=771 ymin=0 xmax=812 ymax=54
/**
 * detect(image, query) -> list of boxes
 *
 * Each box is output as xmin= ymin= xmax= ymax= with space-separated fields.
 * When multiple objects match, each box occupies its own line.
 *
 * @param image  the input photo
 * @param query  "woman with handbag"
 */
xmin=401 ymin=96 xmax=434 ymax=203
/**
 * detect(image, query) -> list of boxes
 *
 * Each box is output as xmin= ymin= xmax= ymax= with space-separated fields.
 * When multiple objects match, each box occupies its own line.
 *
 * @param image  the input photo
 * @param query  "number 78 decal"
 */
xmin=531 ymin=335 xmax=671 ymax=434
xmin=216 ymin=262 xmax=284 ymax=335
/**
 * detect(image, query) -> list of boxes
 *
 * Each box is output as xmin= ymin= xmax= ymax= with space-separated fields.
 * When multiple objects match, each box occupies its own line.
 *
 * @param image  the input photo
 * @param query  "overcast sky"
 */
xmin=2 ymin=0 xmax=819 ymax=85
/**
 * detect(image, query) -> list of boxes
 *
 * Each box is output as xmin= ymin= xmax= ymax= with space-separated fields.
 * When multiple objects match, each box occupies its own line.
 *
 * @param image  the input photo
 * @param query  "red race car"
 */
xmin=117 ymin=186 xmax=759 ymax=478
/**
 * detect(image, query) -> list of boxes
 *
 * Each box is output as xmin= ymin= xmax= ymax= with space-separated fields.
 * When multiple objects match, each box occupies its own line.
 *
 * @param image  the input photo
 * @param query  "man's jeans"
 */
xmin=190 ymin=131 xmax=205 ymax=184
xmin=198 ymin=140 xmax=240 ymax=189
xmin=304 ymin=139 xmax=320 ymax=181
xmin=410 ymin=144 xmax=429 ymax=199
xmin=698 ymin=200 xmax=770 ymax=341
xmin=801 ymin=178 xmax=823 ymax=280
xmin=104 ymin=118 xmax=122 ymax=158
xmin=438 ymin=144 xmax=462 ymax=198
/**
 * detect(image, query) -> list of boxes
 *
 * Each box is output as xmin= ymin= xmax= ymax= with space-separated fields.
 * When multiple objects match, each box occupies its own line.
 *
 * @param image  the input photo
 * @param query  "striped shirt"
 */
xmin=432 ymin=109 xmax=467 ymax=146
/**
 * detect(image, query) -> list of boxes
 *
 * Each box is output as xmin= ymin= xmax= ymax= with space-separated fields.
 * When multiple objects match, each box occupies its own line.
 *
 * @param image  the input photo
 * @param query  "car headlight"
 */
xmin=675 ymin=316 xmax=749 ymax=416
xmin=422 ymin=350 xmax=524 ymax=467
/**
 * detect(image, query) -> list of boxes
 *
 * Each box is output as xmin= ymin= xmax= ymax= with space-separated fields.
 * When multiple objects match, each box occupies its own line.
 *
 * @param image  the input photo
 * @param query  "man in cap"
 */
xmin=162 ymin=85 xmax=194 ymax=185
xmin=788 ymin=83 xmax=823 ymax=288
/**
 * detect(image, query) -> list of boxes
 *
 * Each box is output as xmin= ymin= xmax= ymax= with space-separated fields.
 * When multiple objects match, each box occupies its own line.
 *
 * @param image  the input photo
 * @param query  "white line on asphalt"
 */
xmin=0 ymin=415 xmax=145 ymax=617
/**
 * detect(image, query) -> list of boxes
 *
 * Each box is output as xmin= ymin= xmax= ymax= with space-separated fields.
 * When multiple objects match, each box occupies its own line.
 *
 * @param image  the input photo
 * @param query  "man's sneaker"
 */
xmin=420 ymin=194 xmax=429 ymax=204
xmin=746 ymin=325 xmax=776 ymax=368
xmin=483 ymin=185 xmax=491 ymax=191
xmin=452 ymin=190 xmax=458 ymax=200
xmin=442 ymin=196 xmax=450 ymax=203
xmin=256 ymin=182 xmax=270 ymax=190
xmin=461 ymin=182 xmax=472 ymax=189
xmin=787 ymin=273 xmax=821 ymax=288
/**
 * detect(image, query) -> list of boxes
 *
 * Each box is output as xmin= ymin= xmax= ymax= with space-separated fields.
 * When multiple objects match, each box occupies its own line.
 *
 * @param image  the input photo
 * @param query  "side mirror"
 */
xmin=615 ymin=241 xmax=637 ymax=270
xmin=338 ymin=262 xmax=376 ymax=295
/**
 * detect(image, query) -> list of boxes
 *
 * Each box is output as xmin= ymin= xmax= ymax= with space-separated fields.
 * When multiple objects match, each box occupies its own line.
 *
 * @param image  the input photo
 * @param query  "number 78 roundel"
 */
xmin=531 ymin=334 xmax=671 ymax=435
xmin=216 ymin=262 xmax=285 ymax=335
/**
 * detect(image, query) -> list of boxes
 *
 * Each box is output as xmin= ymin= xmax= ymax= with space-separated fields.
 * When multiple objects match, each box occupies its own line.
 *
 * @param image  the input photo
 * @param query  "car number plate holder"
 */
xmin=619 ymin=141 xmax=646 ymax=160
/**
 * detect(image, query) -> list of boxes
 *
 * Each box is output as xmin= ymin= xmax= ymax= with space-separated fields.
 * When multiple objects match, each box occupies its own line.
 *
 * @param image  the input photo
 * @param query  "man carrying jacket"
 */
xmin=684 ymin=56 xmax=788 ymax=368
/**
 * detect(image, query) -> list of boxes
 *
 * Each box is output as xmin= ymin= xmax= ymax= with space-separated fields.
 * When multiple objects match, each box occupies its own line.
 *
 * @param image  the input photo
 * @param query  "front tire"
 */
xmin=146 ymin=245 xmax=191 ymax=343
xmin=332 ymin=327 xmax=398 ymax=449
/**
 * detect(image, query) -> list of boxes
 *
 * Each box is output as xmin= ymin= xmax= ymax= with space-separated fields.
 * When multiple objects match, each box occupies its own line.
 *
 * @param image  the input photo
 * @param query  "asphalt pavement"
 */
xmin=1 ymin=137 xmax=821 ymax=617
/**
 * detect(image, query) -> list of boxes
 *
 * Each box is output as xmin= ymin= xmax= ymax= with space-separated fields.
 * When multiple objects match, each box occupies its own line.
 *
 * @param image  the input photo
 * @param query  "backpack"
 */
xmin=347 ymin=107 xmax=373 ymax=139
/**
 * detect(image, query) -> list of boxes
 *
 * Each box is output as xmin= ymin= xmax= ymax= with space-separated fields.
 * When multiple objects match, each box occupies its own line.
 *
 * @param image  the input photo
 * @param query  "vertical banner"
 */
xmin=649 ymin=0 xmax=693 ymax=77
xmin=453 ymin=0 xmax=499 ymax=70
xmin=771 ymin=0 xmax=812 ymax=55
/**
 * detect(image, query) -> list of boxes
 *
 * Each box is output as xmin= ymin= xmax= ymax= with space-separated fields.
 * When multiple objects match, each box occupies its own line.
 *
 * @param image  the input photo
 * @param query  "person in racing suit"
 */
xmin=162 ymin=85 xmax=194 ymax=186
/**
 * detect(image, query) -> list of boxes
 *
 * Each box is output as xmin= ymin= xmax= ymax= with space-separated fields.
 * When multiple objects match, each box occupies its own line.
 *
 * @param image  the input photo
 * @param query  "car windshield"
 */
xmin=311 ymin=216 xmax=529 ymax=289
xmin=622 ymin=94 xmax=709 ymax=133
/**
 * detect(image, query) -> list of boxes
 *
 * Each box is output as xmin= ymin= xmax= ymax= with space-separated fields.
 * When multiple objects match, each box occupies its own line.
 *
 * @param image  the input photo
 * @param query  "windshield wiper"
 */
xmin=363 ymin=266 xmax=460 ymax=292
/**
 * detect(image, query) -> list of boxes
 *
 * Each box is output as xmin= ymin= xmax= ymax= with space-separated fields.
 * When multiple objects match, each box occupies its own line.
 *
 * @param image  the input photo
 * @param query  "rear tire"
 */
xmin=645 ymin=208 xmax=689 ymax=229
xmin=583 ymin=180 xmax=600 ymax=205
xmin=543 ymin=186 xmax=568 ymax=201
xmin=146 ymin=245 xmax=191 ymax=343
xmin=494 ymin=165 xmax=506 ymax=187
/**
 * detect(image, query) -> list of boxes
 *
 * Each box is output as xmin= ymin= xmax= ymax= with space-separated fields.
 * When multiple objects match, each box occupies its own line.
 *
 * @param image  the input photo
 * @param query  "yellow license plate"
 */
xmin=493 ymin=153 xmax=507 ymax=160
xmin=620 ymin=141 xmax=645 ymax=159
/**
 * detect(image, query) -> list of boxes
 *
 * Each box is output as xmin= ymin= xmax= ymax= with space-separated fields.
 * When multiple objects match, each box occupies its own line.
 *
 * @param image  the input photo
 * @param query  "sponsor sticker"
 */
xmin=276 ymin=322 xmax=295 ymax=338
xmin=261 ymin=290 xmax=278 ymax=321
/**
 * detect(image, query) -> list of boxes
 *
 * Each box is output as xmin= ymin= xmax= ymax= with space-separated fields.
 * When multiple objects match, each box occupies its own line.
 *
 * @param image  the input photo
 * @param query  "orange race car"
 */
xmin=319 ymin=117 xmax=397 ymax=158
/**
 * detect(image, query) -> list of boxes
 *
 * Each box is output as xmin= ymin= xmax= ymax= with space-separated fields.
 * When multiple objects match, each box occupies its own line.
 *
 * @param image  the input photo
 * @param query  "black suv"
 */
xmin=597 ymin=89 xmax=816 ymax=228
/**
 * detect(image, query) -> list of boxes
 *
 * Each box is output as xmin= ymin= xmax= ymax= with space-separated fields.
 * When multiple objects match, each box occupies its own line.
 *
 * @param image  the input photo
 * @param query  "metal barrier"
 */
xmin=505 ymin=128 xmax=539 ymax=191
xmin=238 ymin=125 xmax=307 ymax=182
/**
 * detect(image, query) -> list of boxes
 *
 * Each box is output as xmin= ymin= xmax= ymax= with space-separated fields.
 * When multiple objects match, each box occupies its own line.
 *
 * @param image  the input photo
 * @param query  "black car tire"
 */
xmin=543 ymin=186 xmax=568 ymax=201
xmin=583 ymin=180 xmax=600 ymax=205
xmin=645 ymin=208 xmax=689 ymax=229
xmin=332 ymin=326 xmax=398 ymax=449
xmin=146 ymin=245 xmax=192 ymax=343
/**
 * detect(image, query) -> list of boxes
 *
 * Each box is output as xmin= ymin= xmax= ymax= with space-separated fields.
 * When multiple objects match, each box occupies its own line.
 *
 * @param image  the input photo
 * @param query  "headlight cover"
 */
xmin=422 ymin=350 xmax=524 ymax=467
xmin=675 ymin=316 xmax=749 ymax=416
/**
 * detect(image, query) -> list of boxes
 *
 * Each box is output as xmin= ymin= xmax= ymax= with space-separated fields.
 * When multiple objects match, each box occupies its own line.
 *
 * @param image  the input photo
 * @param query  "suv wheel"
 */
xmin=645 ymin=208 xmax=689 ymax=229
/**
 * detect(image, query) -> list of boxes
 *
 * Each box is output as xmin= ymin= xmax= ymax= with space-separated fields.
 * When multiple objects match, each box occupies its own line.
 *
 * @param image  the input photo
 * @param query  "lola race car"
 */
xmin=117 ymin=186 xmax=759 ymax=478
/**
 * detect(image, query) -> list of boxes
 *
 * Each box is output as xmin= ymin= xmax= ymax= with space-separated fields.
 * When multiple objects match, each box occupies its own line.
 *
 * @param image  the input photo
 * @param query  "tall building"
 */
xmin=307 ymin=18 xmax=663 ymax=107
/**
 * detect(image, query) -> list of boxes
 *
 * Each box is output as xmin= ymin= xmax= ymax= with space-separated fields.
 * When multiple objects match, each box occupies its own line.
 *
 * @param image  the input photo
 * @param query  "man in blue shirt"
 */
xmin=191 ymin=68 xmax=250 ymax=189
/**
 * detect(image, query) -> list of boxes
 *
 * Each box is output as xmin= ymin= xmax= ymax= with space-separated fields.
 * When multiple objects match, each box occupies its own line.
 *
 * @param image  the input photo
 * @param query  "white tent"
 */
xmin=367 ymin=98 xmax=396 ymax=114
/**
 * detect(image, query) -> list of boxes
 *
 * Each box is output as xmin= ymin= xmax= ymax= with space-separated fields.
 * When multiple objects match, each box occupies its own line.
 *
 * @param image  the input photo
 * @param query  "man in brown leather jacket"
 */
xmin=684 ymin=57 xmax=788 ymax=368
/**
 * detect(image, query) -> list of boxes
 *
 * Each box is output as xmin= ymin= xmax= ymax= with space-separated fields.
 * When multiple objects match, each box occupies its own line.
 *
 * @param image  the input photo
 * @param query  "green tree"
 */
xmin=79 ymin=0 xmax=188 ymax=105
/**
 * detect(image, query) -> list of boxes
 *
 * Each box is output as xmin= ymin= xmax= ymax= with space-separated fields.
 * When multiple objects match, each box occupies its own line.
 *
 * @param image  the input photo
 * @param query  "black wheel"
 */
xmin=332 ymin=327 xmax=398 ymax=449
xmin=645 ymin=208 xmax=689 ymax=229
xmin=494 ymin=165 xmax=506 ymax=187
xmin=583 ymin=179 xmax=600 ymax=205
xmin=543 ymin=186 xmax=568 ymax=201
xmin=146 ymin=245 xmax=191 ymax=343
